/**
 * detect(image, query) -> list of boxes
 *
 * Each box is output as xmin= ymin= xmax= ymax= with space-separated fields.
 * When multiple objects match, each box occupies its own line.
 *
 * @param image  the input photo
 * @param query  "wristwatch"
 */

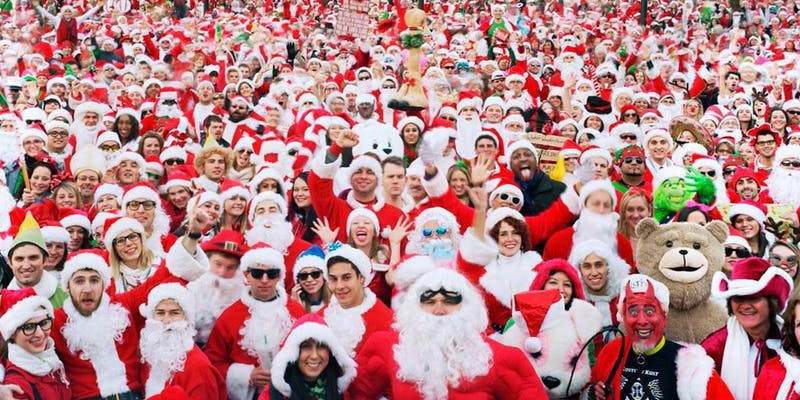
xmin=187 ymin=231 xmax=202 ymax=240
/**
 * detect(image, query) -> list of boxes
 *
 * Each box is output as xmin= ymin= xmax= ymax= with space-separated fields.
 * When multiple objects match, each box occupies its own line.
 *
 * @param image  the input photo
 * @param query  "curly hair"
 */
xmin=488 ymin=216 xmax=531 ymax=253
xmin=782 ymin=297 xmax=800 ymax=356
xmin=194 ymin=145 xmax=232 ymax=176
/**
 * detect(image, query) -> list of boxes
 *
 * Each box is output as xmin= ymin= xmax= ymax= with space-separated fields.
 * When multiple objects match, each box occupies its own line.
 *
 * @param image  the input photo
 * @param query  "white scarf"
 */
xmin=7 ymin=339 xmax=67 ymax=383
xmin=116 ymin=261 xmax=158 ymax=292
xmin=238 ymin=287 xmax=293 ymax=368
xmin=776 ymin=349 xmax=800 ymax=400
xmin=9 ymin=272 xmax=58 ymax=299
xmin=479 ymin=251 xmax=540 ymax=308
xmin=721 ymin=316 xmax=782 ymax=400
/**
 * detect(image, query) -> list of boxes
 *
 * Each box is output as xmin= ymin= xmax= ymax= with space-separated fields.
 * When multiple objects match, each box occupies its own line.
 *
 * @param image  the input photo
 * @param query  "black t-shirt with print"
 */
xmin=619 ymin=340 xmax=682 ymax=400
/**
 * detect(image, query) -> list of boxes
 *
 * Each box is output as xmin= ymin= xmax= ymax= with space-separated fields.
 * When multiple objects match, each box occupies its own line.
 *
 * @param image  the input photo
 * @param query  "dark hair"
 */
xmin=284 ymin=339 xmax=343 ymax=400
xmin=725 ymin=71 xmax=741 ymax=80
xmin=137 ymin=131 xmax=164 ymax=157
xmin=676 ymin=205 xmax=710 ymax=224
xmin=488 ymin=217 xmax=531 ymax=252
xmin=112 ymin=114 xmax=141 ymax=145
xmin=326 ymin=256 xmax=362 ymax=277
xmin=381 ymin=156 xmax=405 ymax=171
xmin=204 ymin=114 xmax=223 ymax=129
xmin=782 ymin=297 xmax=800 ymax=356
xmin=288 ymin=172 xmax=319 ymax=243
xmin=726 ymin=296 xmax=781 ymax=328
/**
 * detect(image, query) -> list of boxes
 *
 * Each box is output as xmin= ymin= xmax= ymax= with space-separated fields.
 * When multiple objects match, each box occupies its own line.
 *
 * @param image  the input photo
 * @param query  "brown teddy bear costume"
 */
xmin=634 ymin=218 xmax=728 ymax=343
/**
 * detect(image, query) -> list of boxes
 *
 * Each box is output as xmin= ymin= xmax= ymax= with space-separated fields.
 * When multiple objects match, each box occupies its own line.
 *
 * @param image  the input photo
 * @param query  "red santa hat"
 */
xmin=505 ymin=140 xmax=539 ymax=167
xmin=103 ymin=216 xmax=145 ymax=249
xmin=185 ymin=191 xmax=221 ymax=217
xmin=248 ymin=191 xmax=288 ymax=222
xmin=325 ymin=242 xmax=372 ymax=286
xmin=396 ymin=116 xmax=425 ymax=132
xmin=578 ymin=145 xmax=612 ymax=166
xmin=92 ymin=183 xmax=124 ymax=205
xmin=271 ymin=314 xmax=357 ymax=397
xmin=560 ymin=140 xmax=582 ymax=158
xmin=484 ymin=206 xmax=525 ymax=235
xmin=241 ymin=242 xmax=286 ymax=279
xmin=159 ymin=146 xmax=188 ymax=164
xmin=0 ymin=288 xmax=52 ymax=340
xmin=616 ymin=274 xmax=671 ymax=321
xmin=60 ymin=208 xmax=91 ymax=231
xmin=96 ymin=130 xmax=121 ymax=147
xmin=40 ymin=220 xmax=70 ymax=244
xmin=61 ymin=249 xmax=112 ymax=289
xmin=249 ymin=168 xmax=287 ymax=196
xmin=529 ymin=259 xmax=586 ymax=300
xmin=112 ymin=151 xmax=147 ymax=178
xmin=219 ymin=178 xmax=250 ymax=203
xmin=712 ymin=258 xmax=793 ymax=312
xmin=138 ymin=282 xmax=196 ymax=322
xmin=161 ymin=170 xmax=193 ymax=193
xmin=122 ymin=182 xmax=160 ymax=208
xmin=200 ymin=230 xmax=248 ymax=258
xmin=511 ymin=289 xmax=567 ymax=353
xmin=348 ymin=156 xmax=382 ymax=180
xmin=145 ymin=156 xmax=164 ymax=176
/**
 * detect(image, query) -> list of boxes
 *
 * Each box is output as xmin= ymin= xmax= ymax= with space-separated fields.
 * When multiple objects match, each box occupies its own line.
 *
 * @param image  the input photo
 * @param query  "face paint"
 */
xmin=623 ymin=292 xmax=667 ymax=354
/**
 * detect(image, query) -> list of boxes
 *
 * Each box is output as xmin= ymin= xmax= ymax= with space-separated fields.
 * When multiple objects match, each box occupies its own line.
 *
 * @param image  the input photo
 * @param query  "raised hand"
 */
xmin=311 ymin=217 xmax=340 ymax=245
xmin=334 ymin=129 xmax=359 ymax=149
xmin=388 ymin=215 xmax=412 ymax=245
xmin=470 ymin=156 xmax=494 ymax=187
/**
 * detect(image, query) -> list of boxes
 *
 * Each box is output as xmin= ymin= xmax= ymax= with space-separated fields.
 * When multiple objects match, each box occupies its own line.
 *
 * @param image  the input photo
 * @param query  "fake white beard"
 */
xmin=766 ymin=167 xmax=800 ymax=205
xmin=245 ymin=215 xmax=294 ymax=253
xmin=156 ymin=103 xmax=182 ymax=119
xmin=572 ymin=208 xmax=620 ymax=251
xmin=657 ymin=103 xmax=683 ymax=121
xmin=394 ymin=308 xmax=492 ymax=400
xmin=139 ymin=319 xmax=194 ymax=375
xmin=238 ymin=297 xmax=293 ymax=363
xmin=188 ymin=272 xmax=244 ymax=342
xmin=0 ymin=134 xmax=20 ymax=167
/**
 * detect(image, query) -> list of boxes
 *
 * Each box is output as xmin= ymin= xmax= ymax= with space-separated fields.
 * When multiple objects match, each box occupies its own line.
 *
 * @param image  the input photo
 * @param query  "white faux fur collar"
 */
xmin=345 ymin=191 xmax=385 ymax=213
xmin=240 ymin=286 xmax=288 ymax=310
xmin=9 ymin=271 xmax=59 ymax=299
xmin=479 ymin=251 xmax=540 ymax=308
xmin=327 ymin=288 xmax=377 ymax=316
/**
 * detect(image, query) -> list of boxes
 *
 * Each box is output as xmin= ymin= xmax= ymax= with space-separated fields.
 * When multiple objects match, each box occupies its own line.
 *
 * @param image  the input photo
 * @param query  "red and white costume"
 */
xmin=754 ymin=350 xmax=800 ymax=400
xmin=318 ymin=289 xmax=394 ymax=357
xmin=142 ymin=345 xmax=227 ymax=399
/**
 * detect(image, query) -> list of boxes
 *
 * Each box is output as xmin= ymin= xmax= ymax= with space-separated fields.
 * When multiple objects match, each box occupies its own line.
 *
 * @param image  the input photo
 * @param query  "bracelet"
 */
xmin=187 ymin=231 xmax=202 ymax=240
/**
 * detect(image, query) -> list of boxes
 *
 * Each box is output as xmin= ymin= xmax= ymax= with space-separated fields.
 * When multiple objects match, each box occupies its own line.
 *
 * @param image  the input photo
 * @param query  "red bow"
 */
xmin=403 ymin=77 xmax=416 ymax=86
xmin=50 ymin=169 xmax=73 ymax=191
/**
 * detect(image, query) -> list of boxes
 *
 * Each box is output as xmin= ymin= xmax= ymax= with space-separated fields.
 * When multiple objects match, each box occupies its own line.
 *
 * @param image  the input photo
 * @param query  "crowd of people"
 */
xmin=0 ymin=0 xmax=800 ymax=398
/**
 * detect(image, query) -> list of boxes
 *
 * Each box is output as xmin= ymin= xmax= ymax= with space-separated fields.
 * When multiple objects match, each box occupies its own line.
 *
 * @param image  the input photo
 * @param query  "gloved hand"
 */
xmin=684 ymin=167 xmax=716 ymax=205
xmin=418 ymin=134 xmax=443 ymax=166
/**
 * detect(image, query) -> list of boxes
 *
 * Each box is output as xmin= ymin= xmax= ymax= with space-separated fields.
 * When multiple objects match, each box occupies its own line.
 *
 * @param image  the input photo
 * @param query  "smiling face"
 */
xmin=623 ymin=196 xmax=650 ymax=230
xmin=349 ymin=167 xmax=378 ymax=197
xmin=327 ymin=261 xmax=365 ymax=309
xmin=11 ymin=314 xmax=52 ymax=355
xmin=543 ymin=271 xmax=574 ymax=304
xmin=495 ymin=220 xmax=522 ymax=257
xmin=623 ymin=296 xmax=667 ymax=353
xmin=29 ymin=166 xmax=52 ymax=196
xmin=10 ymin=244 xmax=46 ymax=287
xmin=733 ymin=214 xmax=760 ymax=240
xmin=349 ymin=216 xmax=376 ymax=248
xmin=730 ymin=296 xmax=771 ymax=336
xmin=297 ymin=266 xmax=325 ymax=295
xmin=646 ymin=137 xmax=669 ymax=161
xmin=298 ymin=339 xmax=331 ymax=381
xmin=580 ymin=253 xmax=609 ymax=294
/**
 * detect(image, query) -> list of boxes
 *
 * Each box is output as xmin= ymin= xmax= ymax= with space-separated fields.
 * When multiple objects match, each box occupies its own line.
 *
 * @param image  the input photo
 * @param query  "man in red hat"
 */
xmin=187 ymin=229 xmax=247 ymax=345
xmin=702 ymin=258 xmax=794 ymax=400
xmin=750 ymin=125 xmax=781 ymax=181
xmin=587 ymin=275 xmax=733 ymax=400
xmin=726 ymin=168 xmax=774 ymax=204
xmin=612 ymin=144 xmax=652 ymax=197
xmin=205 ymin=242 xmax=305 ymax=400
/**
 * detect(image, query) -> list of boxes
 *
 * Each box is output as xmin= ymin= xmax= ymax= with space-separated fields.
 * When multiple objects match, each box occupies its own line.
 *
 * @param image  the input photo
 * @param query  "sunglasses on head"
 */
xmin=498 ymin=192 xmax=521 ymax=205
xmin=297 ymin=270 xmax=323 ymax=281
xmin=248 ymin=268 xmax=281 ymax=280
xmin=724 ymin=247 xmax=750 ymax=258
xmin=420 ymin=288 xmax=463 ymax=304
xmin=781 ymin=160 xmax=800 ymax=168
xmin=422 ymin=226 xmax=449 ymax=238
xmin=623 ymin=156 xmax=643 ymax=164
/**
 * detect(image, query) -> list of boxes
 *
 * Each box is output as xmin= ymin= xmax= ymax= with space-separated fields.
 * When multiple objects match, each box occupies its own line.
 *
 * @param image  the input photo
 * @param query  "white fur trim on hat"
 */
xmin=710 ymin=267 xmax=793 ymax=310
xmin=652 ymin=165 xmax=687 ymax=189
xmin=248 ymin=191 xmax=288 ymax=222
xmin=347 ymin=156 xmax=382 ymax=179
xmin=122 ymin=184 xmax=160 ymax=207
xmin=93 ymin=183 xmax=124 ymax=204
xmin=578 ymin=179 xmax=617 ymax=210
xmin=505 ymin=140 xmax=539 ymax=167
xmin=61 ymin=252 xmax=112 ymax=289
xmin=186 ymin=191 xmax=221 ymax=217
xmin=484 ymin=207 xmax=525 ymax=235
xmin=616 ymin=274 xmax=670 ymax=322
xmin=159 ymin=146 xmax=188 ymax=163
xmin=19 ymin=129 xmax=47 ymax=144
xmin=96 ymin=131 xmax=121 ymax=146
xmin=138 ymin=282 xmax=196 ymax=322
xmin=392 ymin=255 xmax=436 ymax=292
xmin=397 ymin=116 xmax=425 ymax=132
xmin=644 ymin=128 xmax=673 ymax=149
xmin=113 ymin=152 xmax=147 ymax=180
xmin=728 ymin=203 xmax=766 ymax=226
xmin=568 ymin=239 xmax=630 ymax=300
xmin=579 ymin=147 xmax=612 ymax=166
xmin=0 ymin=295 xmax=53 ymax=340
xmin=355 ymin=93 xmax=375 ymax=105
xmin=775 ymin=144 xmax=800 ymax=164
xmin=414 ymin=207 xmax=460 ymax=235
xmin=325 ymin=243 xmax=372 ymax=286
xmin=249 ymin=168 xmax=287 ymax=196
xmin=220 ymin=185 xmax=250 ymax=203
xmin=103 ymin=217 xmax=145 ymax=248
xmin=41 ymin=225 xmax=69 ymax=244
xmin=293 ymin=254 xmax=328 ymax=283
xmin=240 ymin=244 xmax=286 ymax=280
xmin=402 ymin=268 xmax=488 ymax=331
xmin=45 ymin=120 xmax=69 ymax=132
xmin=61 ymin=214 xmax=91 ymax=231
xmin=482 ymin=96 xmax=505 ymax=112
xmin=346 ymin=208 xmax=380 ymax=236
xmin=723 ymin=235 xmax=751 ymax=252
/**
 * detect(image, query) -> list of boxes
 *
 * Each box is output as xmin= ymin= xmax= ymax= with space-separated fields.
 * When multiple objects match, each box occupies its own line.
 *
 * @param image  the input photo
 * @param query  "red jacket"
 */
xmin=142 ymin=346 xmax=227 ymax=400
xmin=3 ymin=361 xmax=71 ymax=400
xmin=754 ymin=352 xmax=800 ymax=400
xmin=543 ymin=227 xmax=637 ymax=269
xmin=349 ymin=330 xmax=548 ymax=399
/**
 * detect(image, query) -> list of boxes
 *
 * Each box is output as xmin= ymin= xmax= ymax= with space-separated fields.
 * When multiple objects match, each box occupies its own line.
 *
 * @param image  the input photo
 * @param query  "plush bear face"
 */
xmin=634 ymin=218 xmax=728 ymax=310
xmin=353 ymin=123 xmax=404 ymax=160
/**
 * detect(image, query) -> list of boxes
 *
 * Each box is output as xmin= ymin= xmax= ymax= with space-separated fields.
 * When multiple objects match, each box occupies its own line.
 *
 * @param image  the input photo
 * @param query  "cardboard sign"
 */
xmin=524 ymin=133 xmax=568 ymax=174
xmin=335 ymin=0 xmax=371 ymax=39
xmin=493 ymin=28 xmax=510 ymax=44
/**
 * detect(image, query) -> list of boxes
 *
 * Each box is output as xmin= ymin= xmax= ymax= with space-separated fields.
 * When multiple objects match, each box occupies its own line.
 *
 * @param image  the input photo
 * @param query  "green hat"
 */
xmin=8 ymin=212 xmax=48 ymax=258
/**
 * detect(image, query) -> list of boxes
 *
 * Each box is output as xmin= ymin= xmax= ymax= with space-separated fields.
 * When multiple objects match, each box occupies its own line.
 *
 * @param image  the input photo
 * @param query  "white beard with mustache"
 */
xmin=455 ymin=117 xmax=482 ymax=160
xmin=0 ymin=134 xmax=20 ymax=168
xmin=394 ymin=307 xmax=492 ymax=400
xmin=140 ymin=319 xmax=195 ymax=398
xmin=766 ymin=166 xmax=800 ymax=205
xmin=187 ymin=273 xmax=245 ymax=344
xmin=156 ymin=103 xmax=183 ymax=119
xmin=245 ymin=214 xmax=294 ymax=253
xmin=572 ymin=208 xmax=620 ymax=252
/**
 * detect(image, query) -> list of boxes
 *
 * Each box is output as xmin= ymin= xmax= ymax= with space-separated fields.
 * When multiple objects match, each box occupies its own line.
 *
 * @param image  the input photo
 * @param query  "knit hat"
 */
xmin=138 ymin=282 xmax=196 ymax=322
xmin=8 ymin=212 xmax=47 ymax=259
xmin=578 ymin=179 xmax=617 ymax=210
xmin=325 ymin=242 xmax=372 ymax=286
xmin=616 ymin=274 xmax=671 ymax=321
xmin=712 ymin=258 xmax=794 ymax=312
xmin=240 ymin=242 xmax=285 ymax=280
xmin=293 ymin=245 xmax=328 ymax=282
xmin=61 ymin=249 xmax=112 ymax=289
xmin=0 ymin=288 xmax=52 ymax=340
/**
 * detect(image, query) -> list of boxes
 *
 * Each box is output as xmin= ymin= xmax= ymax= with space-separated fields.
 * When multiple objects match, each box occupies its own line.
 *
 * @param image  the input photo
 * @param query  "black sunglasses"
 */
xmin=723 ymin=168 xmax=737 ymax=175
xmin=164 ymin=158 xmax=184 ymax=166
xmin=248 ymin=268 xmax=281 ymax=280
xmin=420 ymin=288 xmax=463 ymax=304
xmin=724 ymin=247 xmax=751 ymax=258
xmin=781 ymin=160 xmax=800 ymax=168
xmin=620 ymin=134 xmax=637 ymax=140
xmin=700 ymin=170 xmax=717 ymax=178
xmin=787 ymin=110 xmax=800 ymax=115
xmin=623 ymin=113 xmax=638 ymax=118
xmin=498 ymin=192 xmax=521 ymax=205
xmin=624 ymin=156 xmax=643 ymax=164
xmin=443 ymin=65 xmax=455 ymax=69
xmin=297 ymin=270 xmax=323 ymax=281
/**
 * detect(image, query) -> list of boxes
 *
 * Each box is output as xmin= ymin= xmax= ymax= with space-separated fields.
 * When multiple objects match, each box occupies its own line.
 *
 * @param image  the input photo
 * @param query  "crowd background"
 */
xmin=0 ymin=0 xmax=800 ymax=398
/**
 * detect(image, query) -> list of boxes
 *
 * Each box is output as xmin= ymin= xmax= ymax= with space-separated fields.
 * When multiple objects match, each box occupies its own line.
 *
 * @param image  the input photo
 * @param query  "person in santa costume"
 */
xmin=308 ymin=129 xmax=405 ymax=244
xmin=702 ymin=257 xmax=794 ymax=400
xmin=187 ymin=229 xmax=247 ymax=346
xmin=204 ymin=242 xmax=305 ymax=400
xmin=754 ymin=295 xmax=800 ymax=400
xmin=319 ymin=242 xmax=393 ymax=358
xmin=0 ymin=289 xmax=71 ymax=399
xmin=50 ymin=206 xmax=213 ymax=400
xmin=121 ymin=182 xmax=178 ymax=258
xmin=348 ymin=267 xmax=548 ymax=398
xmin=586 ymin=274 xmax=733 ymax=400
xmin=138 ymin=283 xmax=226 ymax=399
xmin=263 ymin=313 xmax=357 ymax=400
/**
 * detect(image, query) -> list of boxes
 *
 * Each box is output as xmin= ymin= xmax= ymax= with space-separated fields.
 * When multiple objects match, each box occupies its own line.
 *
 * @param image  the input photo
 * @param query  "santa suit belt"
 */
xmin=85 ymin=390 xmax=143 ymax=400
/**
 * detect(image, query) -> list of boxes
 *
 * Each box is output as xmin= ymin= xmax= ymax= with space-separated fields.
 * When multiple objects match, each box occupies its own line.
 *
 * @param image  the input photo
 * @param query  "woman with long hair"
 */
xmin=288 ymin=173 xmax=320 ymax=244
xmin=753 ymin=296 xmax=800 ymax=399
xmin=218 ymin=179 xmax=250 ymax=234
xmin=616 ymin=189 xmax=653 ymax=250
xmin=729 ymin=201 xmax=774 ymax=258
xmin=103 ymin=217 xmax=161 ymax=293
xmin=112 ymin=109 xmax=141 ymax=152
xmin=51 ymin=181 xmax=83 ymax=210
xmin=289 ymin=246 xmax=332 ymax=313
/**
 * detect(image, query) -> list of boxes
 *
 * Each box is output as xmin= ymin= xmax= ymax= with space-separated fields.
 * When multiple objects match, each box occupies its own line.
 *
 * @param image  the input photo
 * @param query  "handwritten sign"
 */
xmin=525 ymin=133 xmax=568 ymax=174
xmin=335 ymin=0 xmax=371 ymax=39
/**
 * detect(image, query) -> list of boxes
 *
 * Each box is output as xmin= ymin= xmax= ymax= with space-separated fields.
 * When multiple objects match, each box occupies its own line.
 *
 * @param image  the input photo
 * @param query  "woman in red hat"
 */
xmin=702 ymin=257 xmax=794 ymax=400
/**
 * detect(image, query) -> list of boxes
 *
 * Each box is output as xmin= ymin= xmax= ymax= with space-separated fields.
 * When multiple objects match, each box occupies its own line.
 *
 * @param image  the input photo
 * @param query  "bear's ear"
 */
xmin=705 ymin=220 xmax=729 ymax=244
xmin=635 ymin=218 xmax=660 ymax=240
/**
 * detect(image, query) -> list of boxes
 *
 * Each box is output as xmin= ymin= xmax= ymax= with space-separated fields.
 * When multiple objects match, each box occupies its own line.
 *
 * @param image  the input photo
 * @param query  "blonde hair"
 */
xmin=617 ymin=189 xmax=653 ymax=240
xmin=108 ymin=231 xmax=155 ymax=280
xmin=51 ymin=181 xmax=84 ymax=209
xmin=194 ymin=145 xmax=232 ymax=175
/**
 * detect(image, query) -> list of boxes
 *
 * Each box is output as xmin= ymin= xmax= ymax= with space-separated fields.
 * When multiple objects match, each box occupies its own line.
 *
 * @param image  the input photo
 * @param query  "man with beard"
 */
xmin=727 ymin=168 xmax=773 ymax=204
xmin=187 ymin=230 xmax=247 ymax=345
xmin=319 ymin=243 xmax=393 ymax=358
xmin=766 ymin=145 xmax=800 ymax=206
xmin=544 ymin=180 xmax=636 ymax=268
xmin=245 ymin=194 xmax=312 ymax=289
xmin=507 ymin=140 xmax=566 ymax=216
xmin=205 ymin=243 xmax=305 ymax=400
xmin=349 ymin=268 xmax=547 ymax=398
xmin=223 ymin=96 xmax=260 ymax=145
xmin=0 ymin=113 xmax=21 ymax=170
xmin=49 ymin=207 xmax=213 ymax=399
xmin=586 ymin=275 xmax=732 ymax=400
xmin=138 ymin=283 xmax=226 ymax=399
xmin=612 ymin=145 xmax=651 ymax=198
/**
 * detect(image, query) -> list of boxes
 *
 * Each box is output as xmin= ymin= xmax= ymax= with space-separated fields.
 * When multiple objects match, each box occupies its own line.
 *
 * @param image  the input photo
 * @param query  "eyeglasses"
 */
xmin=422 ymin=226 xmax=450 ymax=238
xmin=113 ymin=232 xmax=141 ymax=246
xmin=623 ymin=113 xmax=638 ymax=118
xmin=756 ymin=139 xmax=776 ymax=146
xmin=164 ymin=158 xmax=184 ymax=166
xmin=237 ymin=149 xmax=254 ymax=155
xmin=126 ymin=200 xmax=157 ymax=211
xmin=781 ymin=160 xmax=800 ymax=168
xmin=723 ymin=168 xmax=737 ymax=175
xmin=17 ymin=317 xmax=53 ymax=336
xmin=498 ymin=192 xmax=522 ymax=205
xmin=297 ymin=270 xmax=323 ymax=281
xmin=623 ymin=156 xmax=643 ymax=164
xmin=440 ymin=115 xmax=456 ymax=122
xmin=724 ymin=247 xmax=751 ymax=258
xmin=99 ymin=144 xmax=120 ymax=151
xmin=248 ymin=268 xmax=281 ymax=280
xmin=47 ymin=131 xmax=68 ymax=138
xmin=770 ymin=255 xmax=798 ymax=266
xmin=699 ymin=170 xmax=716 ymax=178
xmin=25 ymin=119 xmax=41 ymax=125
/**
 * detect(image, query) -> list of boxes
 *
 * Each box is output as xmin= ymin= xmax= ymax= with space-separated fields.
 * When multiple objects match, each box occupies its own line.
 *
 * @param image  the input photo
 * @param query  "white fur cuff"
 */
xmin=560 ymin=185 xmax=582 ymax=215
xmin=166 ymin=241 xmax=209 ymax=282
xmin=459 ymin=228 xmax=498 ymax=266
xmin=311 ymin=150 xmax=342 ymax=179
xmin=226 ymin=362 xmax=256 ymax=400
xmin=422 ymin=167 xmax=449 ymax=198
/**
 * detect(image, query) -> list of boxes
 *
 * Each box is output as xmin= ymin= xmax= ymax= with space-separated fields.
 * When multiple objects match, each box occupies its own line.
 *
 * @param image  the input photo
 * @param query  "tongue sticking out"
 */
xmin=519 ymin=168 xmax=532 ymax=180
